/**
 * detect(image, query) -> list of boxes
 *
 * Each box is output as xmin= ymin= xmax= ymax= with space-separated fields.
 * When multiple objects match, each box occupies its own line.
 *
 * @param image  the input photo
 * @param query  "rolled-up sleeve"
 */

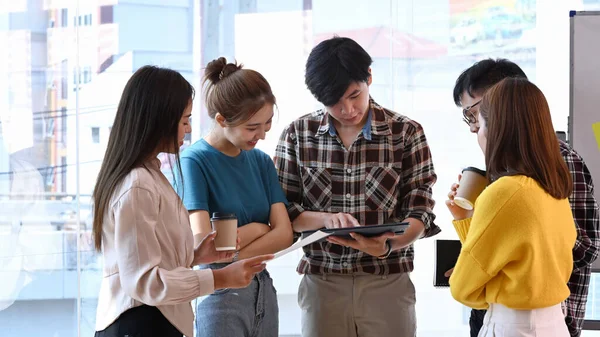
xmin=563 ymin=148 xmax=600 ymax=271
xmin=397 ymin=123 xmax=440 ymax=238
xmin=114 ymin=187 xmax=214 ymax=306
xmin=274 ymin=124 xmax=305 ymax=222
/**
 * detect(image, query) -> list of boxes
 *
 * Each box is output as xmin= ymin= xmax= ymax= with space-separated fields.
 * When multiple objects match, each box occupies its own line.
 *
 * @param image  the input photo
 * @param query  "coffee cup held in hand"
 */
xmin=210 ymin=212 xmax=238 ymax=251
xmin=454 ymin=167 xmax=488 ymax=211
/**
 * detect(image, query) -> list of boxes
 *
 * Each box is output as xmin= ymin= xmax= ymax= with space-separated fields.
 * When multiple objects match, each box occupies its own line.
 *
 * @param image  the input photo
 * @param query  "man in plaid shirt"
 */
xmin=453 ymin=58 xmax=600 ymax=337
xmin=274 ymin=37 xmax=440 ymax=337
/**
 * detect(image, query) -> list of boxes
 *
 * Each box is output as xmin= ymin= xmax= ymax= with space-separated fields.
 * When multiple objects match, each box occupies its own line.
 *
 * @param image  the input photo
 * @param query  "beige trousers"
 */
xmin=298 ymin=273 xmax=416 ymax=337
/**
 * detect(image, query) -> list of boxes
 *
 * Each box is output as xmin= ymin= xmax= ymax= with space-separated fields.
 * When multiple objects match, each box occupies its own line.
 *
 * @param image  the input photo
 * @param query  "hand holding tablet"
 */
xmin=272 ymin=222 xmax=409 ymax=260
xmin=301 ymin=222 xmax=409 ymax=240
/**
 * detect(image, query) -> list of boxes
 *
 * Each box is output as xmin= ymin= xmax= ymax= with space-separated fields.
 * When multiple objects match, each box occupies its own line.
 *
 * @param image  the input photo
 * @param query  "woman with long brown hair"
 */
xmin=92 ymin=65 xmax=273 ymax=337
xmin=446 ymin=77 xmax=575 ymax=336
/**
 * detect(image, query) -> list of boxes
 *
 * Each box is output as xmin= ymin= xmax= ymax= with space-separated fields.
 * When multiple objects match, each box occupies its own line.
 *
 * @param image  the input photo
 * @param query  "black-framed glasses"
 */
xmin=462 ymin=100 xmax=481 ymax=125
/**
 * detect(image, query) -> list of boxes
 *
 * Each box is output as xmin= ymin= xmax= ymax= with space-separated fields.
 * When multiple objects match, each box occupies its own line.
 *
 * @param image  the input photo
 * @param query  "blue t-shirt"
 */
xmin=175 ymin=139 xmax=288 ymax=227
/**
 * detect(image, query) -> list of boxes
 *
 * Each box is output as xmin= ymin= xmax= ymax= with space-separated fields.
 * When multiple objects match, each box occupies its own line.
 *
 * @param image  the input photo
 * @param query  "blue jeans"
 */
xmin=195 ymin=265 xmax=278 ymax=337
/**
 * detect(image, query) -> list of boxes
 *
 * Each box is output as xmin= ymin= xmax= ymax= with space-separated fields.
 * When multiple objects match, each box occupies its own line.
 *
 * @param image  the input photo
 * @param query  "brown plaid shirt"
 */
xmin=274 ymin=98 xmax=440 ymax=275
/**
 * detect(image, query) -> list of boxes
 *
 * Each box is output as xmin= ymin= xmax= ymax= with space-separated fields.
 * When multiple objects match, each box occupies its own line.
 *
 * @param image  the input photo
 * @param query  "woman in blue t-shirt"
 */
xmin=175 ymin=57 xmax=293 ymax=337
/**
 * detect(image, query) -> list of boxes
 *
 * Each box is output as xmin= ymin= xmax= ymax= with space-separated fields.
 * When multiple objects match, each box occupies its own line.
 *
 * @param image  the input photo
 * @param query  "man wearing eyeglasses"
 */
xmin=450 ymin=58 xmax=600 ymax=337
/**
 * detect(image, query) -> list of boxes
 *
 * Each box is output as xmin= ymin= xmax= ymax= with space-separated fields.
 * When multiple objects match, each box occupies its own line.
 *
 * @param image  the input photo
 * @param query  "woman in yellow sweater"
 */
xmin=446 ymin=77 xmax=576 ymax=337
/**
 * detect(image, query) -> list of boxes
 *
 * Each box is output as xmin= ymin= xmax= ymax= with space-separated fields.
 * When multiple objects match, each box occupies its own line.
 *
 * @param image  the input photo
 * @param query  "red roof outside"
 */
xmin=313 ymin=26 xmax=447 ymax=59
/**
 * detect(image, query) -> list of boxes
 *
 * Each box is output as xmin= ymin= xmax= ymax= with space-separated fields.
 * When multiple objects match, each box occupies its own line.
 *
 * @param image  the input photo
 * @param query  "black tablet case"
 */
xmin=301 ymin=222 xmax=409 ymax=241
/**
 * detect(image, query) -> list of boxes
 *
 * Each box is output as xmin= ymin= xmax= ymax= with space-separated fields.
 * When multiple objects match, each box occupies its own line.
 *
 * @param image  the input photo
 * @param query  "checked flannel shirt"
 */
xmin=559 ymin=140 xmax=600 ymax=337
xmin=274 ymin=98 xmax=441 ymax=275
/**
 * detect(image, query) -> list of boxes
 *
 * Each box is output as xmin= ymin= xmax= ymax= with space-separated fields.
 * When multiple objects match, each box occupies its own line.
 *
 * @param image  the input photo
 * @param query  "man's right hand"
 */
xmin=212 ymin=254 xmax=274 ymax=290
xmin=325 ymin=212 xmax=360 ymax=229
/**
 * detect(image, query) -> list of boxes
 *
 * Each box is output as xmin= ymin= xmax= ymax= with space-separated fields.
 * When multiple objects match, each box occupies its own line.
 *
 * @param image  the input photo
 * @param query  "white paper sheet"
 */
xmin=273 ymin=230 xmax=331 ymax=259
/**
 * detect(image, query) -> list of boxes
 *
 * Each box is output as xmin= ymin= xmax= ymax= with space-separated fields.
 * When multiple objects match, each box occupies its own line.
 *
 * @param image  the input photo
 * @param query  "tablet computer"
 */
xmin=300 ymin=222 xmax=409 ymax=240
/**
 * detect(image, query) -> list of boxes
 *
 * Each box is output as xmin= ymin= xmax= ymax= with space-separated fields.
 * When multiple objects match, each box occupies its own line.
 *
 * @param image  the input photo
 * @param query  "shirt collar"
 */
xmin=326 ymin=109 xmax=372 ymax=140
xmin=316 ymin=98 xmax=391 ymax=139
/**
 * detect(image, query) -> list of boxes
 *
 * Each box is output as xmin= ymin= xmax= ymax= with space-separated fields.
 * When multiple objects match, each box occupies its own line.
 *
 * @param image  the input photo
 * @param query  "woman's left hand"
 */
xmin=192 ymin=231 xmax=241 ymax=265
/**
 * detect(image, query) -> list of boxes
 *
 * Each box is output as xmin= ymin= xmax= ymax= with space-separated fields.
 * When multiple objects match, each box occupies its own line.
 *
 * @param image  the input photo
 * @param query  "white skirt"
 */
xmin=478 ymin=303 xmax=569 ymax=337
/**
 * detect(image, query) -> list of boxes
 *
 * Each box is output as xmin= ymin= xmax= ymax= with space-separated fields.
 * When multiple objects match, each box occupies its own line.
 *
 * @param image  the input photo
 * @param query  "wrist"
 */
xmin=323 ymin=212 xmax=335 ymax=226
xmin=212 ymin=269 xmax=228 ymax=290
xmin=377 ymin=241 xmax=393 ymax=259
xmin=192 ymin=248 xmax=203 ymax=266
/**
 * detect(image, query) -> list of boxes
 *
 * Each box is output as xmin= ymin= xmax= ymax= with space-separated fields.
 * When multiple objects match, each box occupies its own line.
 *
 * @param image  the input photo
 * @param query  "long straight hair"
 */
xmin=479 ymin=78 xmax=572 ymax=199
xmin=92 ymin=66 xmax=194 ymax=251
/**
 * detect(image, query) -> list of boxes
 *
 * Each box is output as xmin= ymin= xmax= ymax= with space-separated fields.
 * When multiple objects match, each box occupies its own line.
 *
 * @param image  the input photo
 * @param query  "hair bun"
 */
xmin=204 ymin=57 xmax=243 ymax=84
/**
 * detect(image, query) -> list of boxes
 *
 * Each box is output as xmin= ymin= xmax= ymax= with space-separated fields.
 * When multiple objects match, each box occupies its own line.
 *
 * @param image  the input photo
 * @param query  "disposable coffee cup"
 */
xmin=210 ymin=212 xmax=238 ymax=251
xmin=454 ymin=167 xmax=488 ymax=211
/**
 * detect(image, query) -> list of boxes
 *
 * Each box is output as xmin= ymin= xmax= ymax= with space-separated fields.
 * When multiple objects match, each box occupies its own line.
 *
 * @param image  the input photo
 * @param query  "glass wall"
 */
xmin=0 ymin=0 xmax=597 ymax=336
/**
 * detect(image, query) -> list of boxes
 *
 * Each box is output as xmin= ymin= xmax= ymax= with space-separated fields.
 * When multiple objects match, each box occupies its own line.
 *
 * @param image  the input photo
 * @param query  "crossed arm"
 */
xmin=189 ymin=202 xmax=293 ymax=261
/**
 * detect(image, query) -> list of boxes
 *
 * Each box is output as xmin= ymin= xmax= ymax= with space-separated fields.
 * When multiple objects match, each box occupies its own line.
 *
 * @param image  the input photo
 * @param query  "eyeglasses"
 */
xmin=462 ymin=100 xmax=481 ymax=125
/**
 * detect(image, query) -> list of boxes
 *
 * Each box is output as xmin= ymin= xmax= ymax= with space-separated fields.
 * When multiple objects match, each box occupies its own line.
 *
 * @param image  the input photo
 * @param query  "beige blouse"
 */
xmin=95 ymin=159 xmax=214 ymax=337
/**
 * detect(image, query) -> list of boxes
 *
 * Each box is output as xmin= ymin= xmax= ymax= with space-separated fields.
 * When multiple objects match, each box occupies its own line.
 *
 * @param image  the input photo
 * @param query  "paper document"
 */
xmin=273 ymin=230 xmax=331 ymax=259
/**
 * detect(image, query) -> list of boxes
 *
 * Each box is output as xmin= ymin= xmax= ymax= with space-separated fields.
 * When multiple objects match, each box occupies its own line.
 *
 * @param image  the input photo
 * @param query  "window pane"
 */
xmin=0 ymin=1 xmax=81 ymax=336
xmin=75 ymin=0 xmax=201 ymax=335
xmin=90 ymin=127 xmax=99 ymax=143
xmin=3 ymin=1 xmax=600 ymax=336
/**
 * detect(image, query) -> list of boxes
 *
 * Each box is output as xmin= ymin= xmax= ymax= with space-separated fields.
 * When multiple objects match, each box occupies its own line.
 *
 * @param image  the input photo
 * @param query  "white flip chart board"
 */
xmin=569 ymin=11 xmax=600 ymax=271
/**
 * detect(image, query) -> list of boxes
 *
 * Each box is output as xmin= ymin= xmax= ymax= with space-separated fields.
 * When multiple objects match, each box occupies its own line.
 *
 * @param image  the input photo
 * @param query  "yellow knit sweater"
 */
xmin=449 ymin=175 xmax=576 ymax=310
